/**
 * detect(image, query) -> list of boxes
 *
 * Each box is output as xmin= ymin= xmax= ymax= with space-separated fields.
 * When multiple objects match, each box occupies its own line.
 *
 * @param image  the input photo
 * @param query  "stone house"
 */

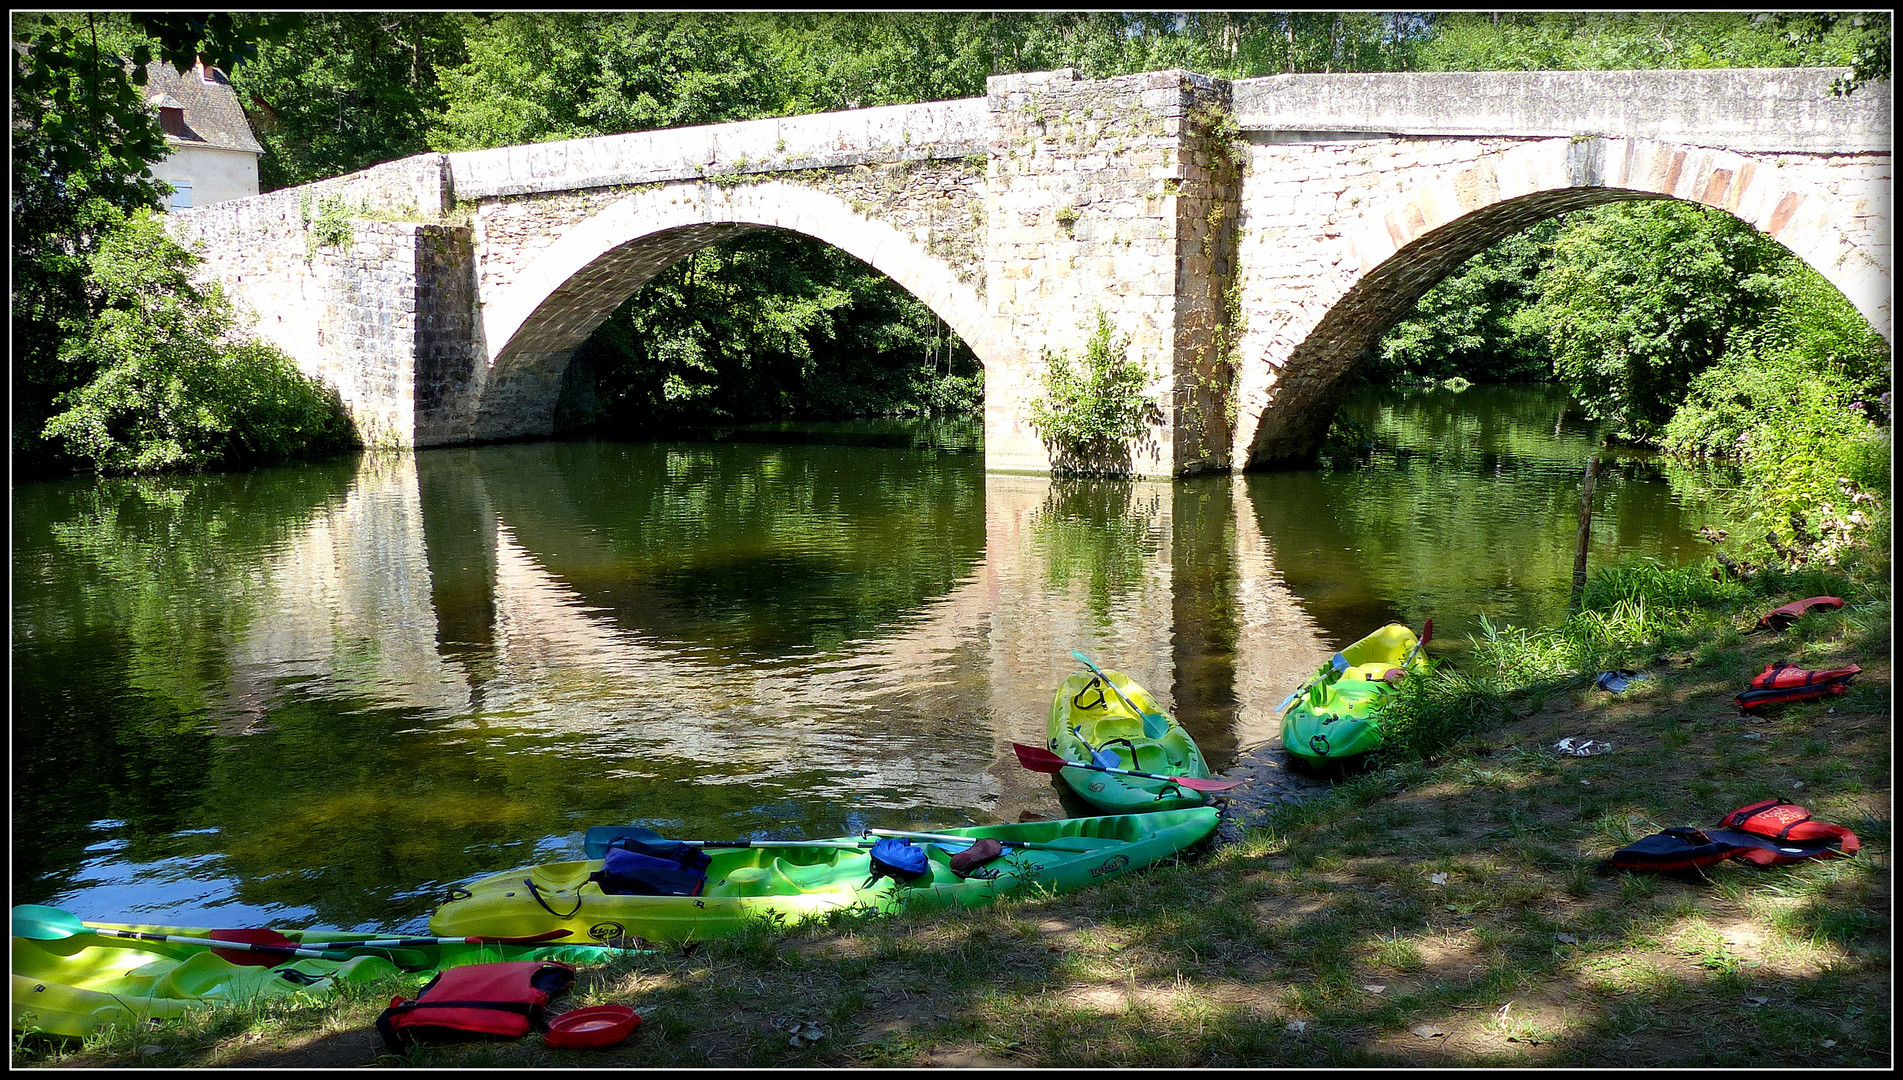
xmin=143 ymin=57 xmax=262 ymax=208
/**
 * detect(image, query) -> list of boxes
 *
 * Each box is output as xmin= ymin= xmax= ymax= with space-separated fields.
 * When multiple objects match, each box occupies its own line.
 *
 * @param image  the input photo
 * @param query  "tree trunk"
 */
xmin=1568 ymin=455 xmax=1602 ymax=614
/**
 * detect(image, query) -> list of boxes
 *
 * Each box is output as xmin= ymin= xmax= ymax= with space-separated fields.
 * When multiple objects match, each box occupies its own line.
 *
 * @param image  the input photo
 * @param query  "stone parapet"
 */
xmin=446 ymin=98 xmax=988 ymax=199
xmin=165 ymin=67 xmax=1888 ymax=473
xmin=1233 ymin=69 xmax=1891 ymax=154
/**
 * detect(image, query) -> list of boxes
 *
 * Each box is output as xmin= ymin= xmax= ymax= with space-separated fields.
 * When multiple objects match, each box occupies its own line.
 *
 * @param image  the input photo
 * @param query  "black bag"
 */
xmin=1606 ymin=828 xmax=1745 ymax=872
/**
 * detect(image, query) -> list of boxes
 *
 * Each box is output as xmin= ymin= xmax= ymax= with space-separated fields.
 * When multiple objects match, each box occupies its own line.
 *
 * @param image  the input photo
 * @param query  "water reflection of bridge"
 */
xmin=229 ymin=451 xmax=1331 ymax=819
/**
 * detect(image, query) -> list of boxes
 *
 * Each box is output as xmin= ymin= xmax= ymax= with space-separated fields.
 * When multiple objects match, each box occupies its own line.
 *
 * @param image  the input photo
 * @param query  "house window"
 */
xmin=168 ymin=179 xmax=193 ymax=209
xmin=158 ymin=105 xmax=186 ymax=137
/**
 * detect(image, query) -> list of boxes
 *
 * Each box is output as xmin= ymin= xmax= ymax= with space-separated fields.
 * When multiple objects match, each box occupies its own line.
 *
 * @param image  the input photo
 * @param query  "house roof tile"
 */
xmin=142 ymin=58 xmax=262 ymax=155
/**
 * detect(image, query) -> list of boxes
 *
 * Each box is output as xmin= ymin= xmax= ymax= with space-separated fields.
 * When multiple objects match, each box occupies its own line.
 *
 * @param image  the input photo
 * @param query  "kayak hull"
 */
xmin=1047 ymin=670 xmax=1212 ymax=813
xmin=11 ymin=925 xmax=603 ymax=1041
xmin=429 ymin=808 xmax=1220 ymax=944
xmin=1280 ymin=623 xmax=1428 ymax=765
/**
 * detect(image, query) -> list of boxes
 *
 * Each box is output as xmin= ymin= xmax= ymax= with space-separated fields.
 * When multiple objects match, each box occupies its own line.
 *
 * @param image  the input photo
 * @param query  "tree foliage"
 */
xmin=1521 ymin=201 xmax=1789 ymax=443
xmin=42 ymin=205 xmax=356 ymax=474
xmin=228 ymin=13 xmax=464 ymax=189
xmin=10 ymin=11 xmax=300 ymax=474
xmin=1414 ymin=10 xmax=1888 ymax=77
xmin=1025 ymin=309 xmax=1164 ymax=477
xmin=1373 ymin=221 xmax=1558 ymax=383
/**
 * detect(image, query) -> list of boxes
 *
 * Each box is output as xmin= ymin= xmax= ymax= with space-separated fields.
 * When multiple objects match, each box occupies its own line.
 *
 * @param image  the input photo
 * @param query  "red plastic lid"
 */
xmin=544 ymin=1004 xmax=641 ymax=1049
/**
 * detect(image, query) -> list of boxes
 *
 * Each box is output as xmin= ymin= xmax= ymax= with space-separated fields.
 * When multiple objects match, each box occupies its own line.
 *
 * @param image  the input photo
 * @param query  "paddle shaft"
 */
xmin=82 ymin=926 xmax=359 ymax=962
xmin=1070 ymin=651 xmax=1168 ymax=739
xmin=1399 ymin=618 xmax=1433 ymax=671
xmin=1010 ymin=743 xmax=1244 ymax=792
xmin=866 ymin=828 xmax=1113 ymax=853
xmin=1051 ymin=755 xmax=1244 ymax=792
xmin=585 ymin=825 xmax=870 ymax=859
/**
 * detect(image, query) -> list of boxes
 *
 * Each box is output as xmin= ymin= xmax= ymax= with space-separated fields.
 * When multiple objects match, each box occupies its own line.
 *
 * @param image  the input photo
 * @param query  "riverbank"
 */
xmin=17 ymin=553 xmax=1888 ymax=1068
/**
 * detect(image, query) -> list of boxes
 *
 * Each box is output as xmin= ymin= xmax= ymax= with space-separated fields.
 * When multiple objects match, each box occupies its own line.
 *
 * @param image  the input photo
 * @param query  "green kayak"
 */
xmin=11 ymin=921 xmax=609 ymax=1041
xmin=1279 ymin=622 xmax=1430 ymax=766
xmin=1047 ymin=669 xmax=1212 ymax=813
xmin=429 ymin=808 xmax=1221 ymax=944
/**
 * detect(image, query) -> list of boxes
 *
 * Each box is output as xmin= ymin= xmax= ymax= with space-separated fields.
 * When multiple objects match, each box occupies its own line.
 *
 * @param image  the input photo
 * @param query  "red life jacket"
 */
xmin=1734 ymin=661 xmax=1860 ymax=711
xmin=1711 ymin=798 xmax=1861 ymax=867
xmin=1756 ymin=595 xmax=1844 ymax=631
xmin=376 ymin=960 xmax=576 ymax=1050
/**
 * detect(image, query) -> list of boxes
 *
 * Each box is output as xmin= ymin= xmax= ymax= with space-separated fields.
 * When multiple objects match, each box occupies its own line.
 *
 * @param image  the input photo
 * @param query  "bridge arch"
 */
xmin=1237 ymin=135 xmax=1892 ymax=467
xmin=472 ymin=180 xmax=997 ymax=441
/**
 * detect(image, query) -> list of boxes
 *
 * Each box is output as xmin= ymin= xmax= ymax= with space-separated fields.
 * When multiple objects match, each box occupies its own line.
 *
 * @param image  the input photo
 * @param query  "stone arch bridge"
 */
xmin=170 ymin=67 xmax=1890 ymax=476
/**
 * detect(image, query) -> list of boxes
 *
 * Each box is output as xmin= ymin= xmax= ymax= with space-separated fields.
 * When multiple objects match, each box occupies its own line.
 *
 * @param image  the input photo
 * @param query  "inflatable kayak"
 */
xmin=1047 ymin=668 xmax=1212 ymax=813
xmin=11 ymin=921 xmax=607 ymax=1041
xmin=429 ymin=808 xmax=1221 ymax=944
xmin=1279 ymin=622 xmax=1430 ymax=766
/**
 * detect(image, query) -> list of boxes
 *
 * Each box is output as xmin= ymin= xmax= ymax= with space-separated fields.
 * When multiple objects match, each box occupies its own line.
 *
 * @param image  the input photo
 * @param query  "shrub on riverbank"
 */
xmin=41 ymin=204 xmax=357 ymax=475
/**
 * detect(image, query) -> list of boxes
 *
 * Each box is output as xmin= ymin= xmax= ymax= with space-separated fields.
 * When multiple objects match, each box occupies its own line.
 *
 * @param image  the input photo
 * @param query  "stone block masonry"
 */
xmin=983 ymin=68 xmax=1246 ymax=476
xmin=167 ymin=68 xmax=1889 ymax=475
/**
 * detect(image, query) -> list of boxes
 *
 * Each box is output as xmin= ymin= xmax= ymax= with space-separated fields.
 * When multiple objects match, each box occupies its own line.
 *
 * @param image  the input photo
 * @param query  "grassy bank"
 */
xmin=16 ymin=550 xmax=1889 ymax=1069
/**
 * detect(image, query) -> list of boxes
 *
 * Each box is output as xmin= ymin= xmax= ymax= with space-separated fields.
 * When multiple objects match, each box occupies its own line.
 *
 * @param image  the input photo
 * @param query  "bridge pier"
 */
xmin=982 ymin=68 xmax=1242 ymax=477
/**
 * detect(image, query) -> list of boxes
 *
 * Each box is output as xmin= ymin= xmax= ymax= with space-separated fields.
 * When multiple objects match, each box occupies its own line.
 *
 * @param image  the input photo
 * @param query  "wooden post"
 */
xmin=1569 ymin=455 xmax=1602 ymax=615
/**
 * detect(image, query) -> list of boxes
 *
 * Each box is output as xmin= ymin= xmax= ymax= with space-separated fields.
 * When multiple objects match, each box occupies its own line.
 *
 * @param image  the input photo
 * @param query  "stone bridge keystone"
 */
xmin=170 ymin=67 xmax=1889 ymax=475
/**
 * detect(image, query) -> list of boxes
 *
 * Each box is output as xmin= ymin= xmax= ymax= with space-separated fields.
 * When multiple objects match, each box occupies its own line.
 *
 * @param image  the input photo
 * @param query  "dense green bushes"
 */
xmin=1024 ymin=309 xmax=1164 ymax=476
xmin=1371 ymin=196 xmax=1891 ymax=571
xmin=41 ymin=206 xmax=356 ymax=474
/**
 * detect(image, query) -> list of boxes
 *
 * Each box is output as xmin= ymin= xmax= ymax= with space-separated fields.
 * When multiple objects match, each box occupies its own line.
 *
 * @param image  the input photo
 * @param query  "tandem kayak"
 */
xmin=429 ymin=808 xmax=1221 ymax=944
xmin=1279 ymin=622 xmax=1431 ymax=766
xmin=1047 ymin=668 xmax=1213 ymax=813
xmin=10 ymin=921 xmax=607 ymax=1040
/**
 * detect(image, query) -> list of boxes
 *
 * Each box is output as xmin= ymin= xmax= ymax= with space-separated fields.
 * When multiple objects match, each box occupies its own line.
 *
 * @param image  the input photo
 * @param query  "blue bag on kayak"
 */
xmin=590 ymin=838 xmax=710 ymax=896
xmin=865 ymin=837 xmax=930 ymax=887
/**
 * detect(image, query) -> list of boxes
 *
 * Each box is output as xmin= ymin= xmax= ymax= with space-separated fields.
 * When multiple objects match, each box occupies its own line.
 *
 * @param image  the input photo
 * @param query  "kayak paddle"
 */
xmin=1070 ymin=650 xmax=1170 ymax=739
xmin=13 ymin=905 xmax=396 ymax=964
xmin=865 ymin=827 xmax=1120 ymax=853
xmin=1011 ymin=742 xmax=1247 ymax=793
xmin=1382 ymin=618 xmax=1433 ymax=682
xmin=12 ymin=905 xmax=575 ymax=968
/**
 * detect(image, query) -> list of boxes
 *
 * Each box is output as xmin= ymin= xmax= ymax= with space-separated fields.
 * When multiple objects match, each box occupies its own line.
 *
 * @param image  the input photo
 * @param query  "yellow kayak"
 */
xmin=1047 ymin=668 xmax=1212 ymax=813
xmin=11 ymin=919 xmax=610 ymax=1041
xmin=1279 ymin=621 xmax=1431 ymax=765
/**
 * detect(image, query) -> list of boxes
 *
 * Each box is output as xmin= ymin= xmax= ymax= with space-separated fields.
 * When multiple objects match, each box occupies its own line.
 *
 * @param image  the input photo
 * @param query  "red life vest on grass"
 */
xmin=1734 ymin=661 xmax=1860 ymax=711
xmin=1756 ymin=595 xmax=1844 ymax=631
xmin=376 ymin=960 xmax=576 ymax=1050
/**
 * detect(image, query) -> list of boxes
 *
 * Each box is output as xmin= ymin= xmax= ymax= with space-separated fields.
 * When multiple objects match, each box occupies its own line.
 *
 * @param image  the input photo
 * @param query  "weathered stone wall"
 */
xmin=168 ymin=155 xmax=459 ymax=446
xmin=463 ymin=157 xmax=986 ymax=317
xmin=983 ymin=68 xmax=1243 ymax=477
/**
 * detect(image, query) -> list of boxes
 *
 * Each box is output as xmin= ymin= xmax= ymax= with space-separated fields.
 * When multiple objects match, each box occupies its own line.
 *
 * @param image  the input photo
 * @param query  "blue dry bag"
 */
xmin=866 ymin=836 xmax=930 ymax=886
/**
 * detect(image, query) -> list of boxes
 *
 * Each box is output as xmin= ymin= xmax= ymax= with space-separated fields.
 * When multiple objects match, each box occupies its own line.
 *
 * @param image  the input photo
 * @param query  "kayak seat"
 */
xmin=1313 ymin=678 xmax=1391 ymax=718
xmin=1343 ymin=662 xmax=1394 ymax=682
xmin=770 ymin=855 xmax=874 ymax=894
xmin=719 ymin=865 xmax=776 ymax=897
xmin=1089 ymin=712 xmax=1147 ymax=740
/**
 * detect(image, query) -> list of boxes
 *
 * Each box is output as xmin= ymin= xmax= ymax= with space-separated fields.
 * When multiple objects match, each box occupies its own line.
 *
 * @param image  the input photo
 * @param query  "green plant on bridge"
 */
xmin=299 ymin=191 xmax=358 ymax=262
xmin=1025 ymin=307 xmax=1163 ymax=477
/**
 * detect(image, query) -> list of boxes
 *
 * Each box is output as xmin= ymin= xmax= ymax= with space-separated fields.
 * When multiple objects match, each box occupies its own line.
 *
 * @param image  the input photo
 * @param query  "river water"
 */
xmin=11 ymin=383 xmax=1730 ymax=933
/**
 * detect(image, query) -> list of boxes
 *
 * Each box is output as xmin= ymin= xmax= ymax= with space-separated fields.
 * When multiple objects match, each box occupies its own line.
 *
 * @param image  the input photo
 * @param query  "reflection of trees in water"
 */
xmin=469 ymin=439 xmax=987 ymax=657
xmin=12 ymin=458 xmax=361 ymax=903
xmin=1256 ymin=384 xmax=1728 ymax=653
xmin=1026 ymin=478 xmax=1165 ymax=629
xmin=196 ymin=691 xmax=806 ymax=930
